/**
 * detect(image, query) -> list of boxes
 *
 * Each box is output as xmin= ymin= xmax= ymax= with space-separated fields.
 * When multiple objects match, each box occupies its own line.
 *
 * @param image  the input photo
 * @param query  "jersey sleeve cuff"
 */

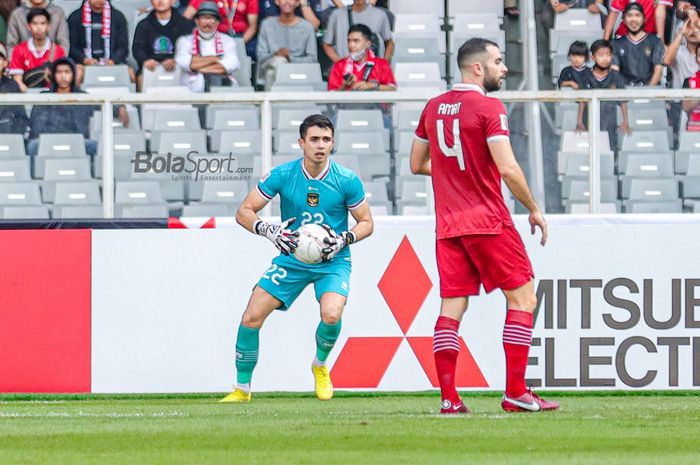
xmin=8 ymin=69 xmax=23 ymax=76
xmin=255 ymin=184 xmax=273 ymax=201
xmin=414 ymin=135 xmax=429 ymax=144
xmin=486 ymin=135 xmax=510 ymax=143
xmin=347 ymin=197 xmax=366 ymax=210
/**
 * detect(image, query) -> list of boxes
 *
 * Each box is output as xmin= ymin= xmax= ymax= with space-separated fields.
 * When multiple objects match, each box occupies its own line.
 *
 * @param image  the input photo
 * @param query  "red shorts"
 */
xmin=436 ymin=225 xmax=534 ymax=297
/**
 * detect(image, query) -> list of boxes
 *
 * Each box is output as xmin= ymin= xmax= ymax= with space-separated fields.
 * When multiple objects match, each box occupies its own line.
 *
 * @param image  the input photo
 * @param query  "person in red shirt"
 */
xmin=682 ymin=46 xmax=700 ymax=131
xmin=327 ymin=23 xmax=396 ymax=92
xmin=9 ymin=8 xmax=66 ymax=92
xmin=410 ymin=37 xmax=557 ymax=415
xmin=184 ymin=0 xmax=258 ymax=56
xmin=603 ymin=0 xmax=670 ymax=39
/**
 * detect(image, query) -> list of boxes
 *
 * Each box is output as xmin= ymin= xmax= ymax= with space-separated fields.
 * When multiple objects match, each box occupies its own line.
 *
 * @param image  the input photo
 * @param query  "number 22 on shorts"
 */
xmin=262 ymin=264 xmax=287 ymax=285
xmin=437 ymin=119 xmax=465 ymax=171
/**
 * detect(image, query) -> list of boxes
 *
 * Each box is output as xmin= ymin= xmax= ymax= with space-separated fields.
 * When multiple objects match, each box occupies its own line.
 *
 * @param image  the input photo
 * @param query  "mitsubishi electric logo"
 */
xmin=330 ymin=236 xmax=489 ymax=389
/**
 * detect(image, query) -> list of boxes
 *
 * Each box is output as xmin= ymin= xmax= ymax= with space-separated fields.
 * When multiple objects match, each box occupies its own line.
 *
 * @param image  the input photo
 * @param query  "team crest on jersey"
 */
xmin=307 ymin=192 xmax=319 ymax=207
xmin=644 ymin=47 xmax=651 ymax=57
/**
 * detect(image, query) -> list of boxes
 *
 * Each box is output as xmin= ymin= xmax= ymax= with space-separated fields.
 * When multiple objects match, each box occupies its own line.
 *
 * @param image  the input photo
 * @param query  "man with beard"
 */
xmin=612 ymin=2 xmax=664 ymax=85
xmin=175 ymin=1 xmax=240 ymax=92
xmin=409 ymin=38 xmax=558 ymax=415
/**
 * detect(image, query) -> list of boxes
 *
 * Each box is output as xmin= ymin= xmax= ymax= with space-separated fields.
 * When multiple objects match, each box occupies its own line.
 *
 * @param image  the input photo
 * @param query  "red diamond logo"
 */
xmin=331 ymin=337 xmax=403 ymax=388
xmin=406 ymin=337 xmax=489 ymax=388
xmin=378 ymin=236 xmax=432 ymax=334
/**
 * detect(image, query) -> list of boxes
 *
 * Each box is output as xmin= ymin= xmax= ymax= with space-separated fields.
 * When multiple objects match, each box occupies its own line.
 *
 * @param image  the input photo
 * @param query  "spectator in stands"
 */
xmin=184 ymin=0 xmax=258 ymax=58
xmin=175 ymin=2 xmax=240 ymax=92
xmin=259 ymin=0 xmax=322 ymax=31
xmin=67 ymin=0 xmax=132 ymax=85
xmin=132 ymin=0 xmax=193 ymax=82
xmin=0 ymin=42 xmax=29 ymax=133
xmin=257 ymin=0 xmax=317 ymax=90
xmin=611 ymin=3 xmax=664 ymax=86
xmin=27 ymin=57 xmax=98 ymax=156
xmin=604 ymin=0 xmax=661 ymax=40
xmin=327 ymin=23 xmax=394 ymax=91
xmin=323 ymin=0 xmax=393 ymax=64
xmin=7 ymin=0 xmax=68 ymax=58
xmin=558 ymin=40 xmax=592 ymax=89
xmin=664 ymin=14 xmax=700 ymax=131
xmin=682 ymin=46 xmax=700 ymax=131
xmin=9 ymin=8 xmax=66 ymax=92
xmin=577 ymin=39 xmax=630 ymax=150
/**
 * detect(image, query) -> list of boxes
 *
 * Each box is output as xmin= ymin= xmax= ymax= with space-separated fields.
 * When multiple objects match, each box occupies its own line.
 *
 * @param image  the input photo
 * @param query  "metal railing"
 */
xmin=3 ymin=87 xmax=696 ymax=217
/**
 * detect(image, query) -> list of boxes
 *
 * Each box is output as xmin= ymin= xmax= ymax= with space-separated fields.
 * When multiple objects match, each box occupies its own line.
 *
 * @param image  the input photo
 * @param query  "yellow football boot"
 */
xmin=312 ymin=364 xmax=333 ymax=401
xmin=219 ymin=388 xmax=251 ymax=403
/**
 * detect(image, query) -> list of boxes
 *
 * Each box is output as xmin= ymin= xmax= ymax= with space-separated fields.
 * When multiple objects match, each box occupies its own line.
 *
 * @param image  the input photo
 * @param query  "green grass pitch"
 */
xmin=0 ymin=392 xmax=698 ymax=465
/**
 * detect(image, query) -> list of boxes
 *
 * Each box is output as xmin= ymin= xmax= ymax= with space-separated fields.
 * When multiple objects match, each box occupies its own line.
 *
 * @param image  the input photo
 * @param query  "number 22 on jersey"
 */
xmin=436 ymin=119 xmax=466 ymax=171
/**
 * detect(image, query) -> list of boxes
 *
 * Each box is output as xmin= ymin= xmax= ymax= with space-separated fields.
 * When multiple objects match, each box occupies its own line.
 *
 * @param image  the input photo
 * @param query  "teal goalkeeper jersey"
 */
xmin=256 ymin=158 xmax=366 ymax=266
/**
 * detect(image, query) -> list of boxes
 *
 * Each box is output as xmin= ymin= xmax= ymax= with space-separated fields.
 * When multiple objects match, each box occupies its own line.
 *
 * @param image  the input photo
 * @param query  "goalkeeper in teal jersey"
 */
xmin=220 ymin=114 xmax=374 ymax=403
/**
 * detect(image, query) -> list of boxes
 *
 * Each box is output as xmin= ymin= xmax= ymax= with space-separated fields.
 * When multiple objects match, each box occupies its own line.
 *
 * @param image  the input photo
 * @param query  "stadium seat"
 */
xmin=563 ymin=152 xmax=615 ymax=178
xmin=624 ymin=199 xmax=682 ymax=213
xmin=37 ymin=133 xmax=87 ymax=158
xmin=565 ymin=201 xmax=620 ymax=214
xmin=624 ymin=178 xmax=679 ymax=201
xmin=182 ymin=203 xmax=232 ymax=217
xmin=553 ymin=8 xmax=603 ymax=31
xmin=42 ymin=158 xmax=93 ymax=202
xmin=90 ymin=107 xmax=142 ymax=139
xmin=151 ymin=130 xmax=207 ymax=155
xmin=53 ymin=181 xmax=101 ymax=205
xmin=560 ymin=131 xmax=613 ymax=153
xmin=336 ymin=109 xmax=385 ymax=132
xmin=209 ymin=109 xmax=260 ymax=149
xmin=198 ymin=180 xmax=249 ymax=214
xmin=620 ymin=153 xmax=675 ymax=176
xmin=394 ymin=62 xmax=445 ymax=89
xmin=83 ymin=65 xmax=133 ymax=90
xmin=152 ymin=108 xmax=202 ymax=132
xmin=391 ymin=0 xmax=445 ymax=15
xmin=274 ymin=63 xmax=324 ymax=91
xmin=396 ymin=130 xmax=418 ymax=156
xmin=452 ymin=14 xmax=502 ymax=32
xmin=561 ymin=176 xmax=618 ymax=202
xmin=52 ymin=205 xmax=104 ymax=219
xmin=141 ymin=66 xmax=182 ymax=92
xmin=0 ymin=134 xmax=28 ymax=158
xmin=336 ymin=131 xmax=388 ymax=154
xmin=274 ymin=131 xmax=304 ymax=155
xmin=1 ymin=205 xmax=50 ymax=219
xmin=0 ymin=159 xmax=31 ymax=182
xmin=207 ymin=105 xmax=260 ymax=129
xmin=0 ymin=182 xmax=43 ymax=206
xmin=274 ymin=107 xmax=324 ymax=131
xmin=95 ymin=131 xmax=147 ymax=176
xmin=369 ymin=204 xmax=391 ymax=215
xmin=674 ymin=132 xmax=700 ymax=174
xmin=395 ymin=109 xmax=422 ymax=131
xmin=392 ymin=37 xmax=444 ymax=76
xmin=449 ymin=0 xmax=502 ymax=17
xmin=363 ymin=181 xmax=392 ymax=212
xmin=216 ymin=130 xmax=262 ymax=155
xmin=331 ymin=155 xmax=364 ymax=180
xmin=115 ymin=181 xmax=170 ymax=218
xmin=393 ymin=14 xmax=445 ymax=53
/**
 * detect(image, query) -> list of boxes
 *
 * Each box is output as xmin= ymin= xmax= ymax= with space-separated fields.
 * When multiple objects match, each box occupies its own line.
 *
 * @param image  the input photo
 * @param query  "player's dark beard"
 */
xmin=483 ymin=70 xmax=502 ymax=93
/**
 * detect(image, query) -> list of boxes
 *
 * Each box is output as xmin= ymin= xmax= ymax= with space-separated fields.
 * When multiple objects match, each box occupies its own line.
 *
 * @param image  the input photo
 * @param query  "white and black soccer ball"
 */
xmin=293 ymin=224 xmax=331 ymax=264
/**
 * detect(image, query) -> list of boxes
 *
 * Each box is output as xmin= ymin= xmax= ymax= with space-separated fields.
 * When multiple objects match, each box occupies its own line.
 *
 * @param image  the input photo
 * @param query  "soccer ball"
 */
xmin=293 ymin=224 xmax=330 ymax=264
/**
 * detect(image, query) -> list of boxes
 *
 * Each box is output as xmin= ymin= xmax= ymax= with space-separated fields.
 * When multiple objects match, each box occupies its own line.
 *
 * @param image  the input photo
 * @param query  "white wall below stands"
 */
xmin=91 ymin=216 xmax=700 ymax=393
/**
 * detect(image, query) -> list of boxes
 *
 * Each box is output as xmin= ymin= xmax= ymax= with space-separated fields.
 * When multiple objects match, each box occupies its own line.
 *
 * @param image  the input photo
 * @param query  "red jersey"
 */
xmin=684 ymin=72 xmax=700 ymax=132
xmin=189 ymin=0 xmax=258 ymax=34
xmin=8 ymin=40 xmax=66 ymax=76
xmin=327 ymin=55 xmax=397 ymax=90
xmin=415 ymin=83 xmax=512 ymax=239
xmin=610 ymin=0 xmax=667 ymax=37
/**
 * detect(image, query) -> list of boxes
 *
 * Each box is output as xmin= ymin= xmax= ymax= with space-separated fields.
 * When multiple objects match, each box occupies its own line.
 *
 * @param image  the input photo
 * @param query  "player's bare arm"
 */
xmin=348 ymin=201 xmax=374 ymax=242
xmin=409 ymin=139 xmax=431 ymax=175
xmin=489 ymin=140 xmax=548 ymax=246
xmin=236 ymin=189 xmax=271 ymax=233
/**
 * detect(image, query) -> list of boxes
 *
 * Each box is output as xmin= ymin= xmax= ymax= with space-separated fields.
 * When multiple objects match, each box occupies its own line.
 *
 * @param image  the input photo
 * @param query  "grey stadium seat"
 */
xmin=151 ymin=130 xmax=207 ymax=155
xmin=0 ymin=182 xmax=43 ymax=206
xmin=1 ymin=205 xmax=49 ymax=219
xmin=83 ymin=65 xmax=132 ymax=89
xmin=336 ymin=109 xmax=385 ymax=132
xmin=624 ymin=200 xmax=682 ymax=213
xmin=394 ymin=62 xmax=445 ymax=89
xmin=37 ymin=133 xmax=87 ymax=158
xmin=274 ymin=63 xmax=324 ymax=91
xmin=0 ymin=159 xmax=31 ymax=182
xmin=561 ymin=177 xmax=618 ymax=202
xmin=42 ymin=158 xmax=93 ymax=202
xmin=152 ymin=108 xmax=201 ymax=131
xmin=115 ymin=181 xmax=170 ymax=218
xmin=217 ymin=130 xmax=262 ymax=155
xmin=0 ymin=134 xmax=27 ymax=158
xmin=625 ymin=178 xmax=679 ymax=201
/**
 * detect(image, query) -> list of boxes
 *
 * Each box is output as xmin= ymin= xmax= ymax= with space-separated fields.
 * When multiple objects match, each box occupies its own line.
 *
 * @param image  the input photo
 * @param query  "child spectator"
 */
xmin=577 ymin=39 xmax=631 ymax=150
xmin=558 ymin=40 xmax=591 ymax=89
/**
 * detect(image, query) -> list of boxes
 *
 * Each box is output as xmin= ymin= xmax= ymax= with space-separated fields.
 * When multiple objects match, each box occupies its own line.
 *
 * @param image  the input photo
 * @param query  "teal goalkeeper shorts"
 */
xmin=256 ymin=255 xmax=352 ymax=310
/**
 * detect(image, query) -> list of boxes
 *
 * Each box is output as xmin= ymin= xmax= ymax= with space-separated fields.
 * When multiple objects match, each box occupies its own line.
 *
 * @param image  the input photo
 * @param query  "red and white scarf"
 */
xmin=343 ymin=48 xmax=376 ymax=78
xmin=191 ymin=28 xmax=224 ymax=56
xmin=82 ymin=0 xmax=111 ymax=60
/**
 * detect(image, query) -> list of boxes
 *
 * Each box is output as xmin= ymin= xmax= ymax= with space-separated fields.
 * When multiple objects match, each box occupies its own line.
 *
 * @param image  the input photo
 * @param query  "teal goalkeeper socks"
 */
xmin=315 ymin=320 xmax=342 ymax=362
xmin=235 ymin=324 xmax=260 ymax=385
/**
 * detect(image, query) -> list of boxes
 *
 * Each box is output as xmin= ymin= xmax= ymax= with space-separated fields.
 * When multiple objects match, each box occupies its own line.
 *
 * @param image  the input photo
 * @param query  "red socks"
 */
xmin=433 ymin=316 xmax=461 ymax=403
xmin=502 ymin=309 xmax=534 ymax=398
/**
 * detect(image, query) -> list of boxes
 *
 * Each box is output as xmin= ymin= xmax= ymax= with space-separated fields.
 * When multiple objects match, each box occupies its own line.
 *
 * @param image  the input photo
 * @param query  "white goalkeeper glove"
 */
xmin=254 ymin=217 xmax=299 ymax=256
xmin=320 ymin=224 xmax=356 ymax=262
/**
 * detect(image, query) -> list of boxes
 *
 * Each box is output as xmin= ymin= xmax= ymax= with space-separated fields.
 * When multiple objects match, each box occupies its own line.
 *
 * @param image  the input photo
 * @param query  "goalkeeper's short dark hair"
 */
xmin=300 ymin=114 xmax=335 ymax=139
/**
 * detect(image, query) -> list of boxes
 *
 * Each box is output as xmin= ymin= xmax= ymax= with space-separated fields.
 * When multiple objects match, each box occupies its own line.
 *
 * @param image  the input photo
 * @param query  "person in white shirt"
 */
xmin=175 ymin=1 xmax=240 ymax=92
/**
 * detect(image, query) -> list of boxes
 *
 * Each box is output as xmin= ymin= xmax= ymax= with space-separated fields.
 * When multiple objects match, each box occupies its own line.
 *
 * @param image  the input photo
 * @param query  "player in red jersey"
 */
xmin=410 ymin=38 xmax=559 ymax=414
